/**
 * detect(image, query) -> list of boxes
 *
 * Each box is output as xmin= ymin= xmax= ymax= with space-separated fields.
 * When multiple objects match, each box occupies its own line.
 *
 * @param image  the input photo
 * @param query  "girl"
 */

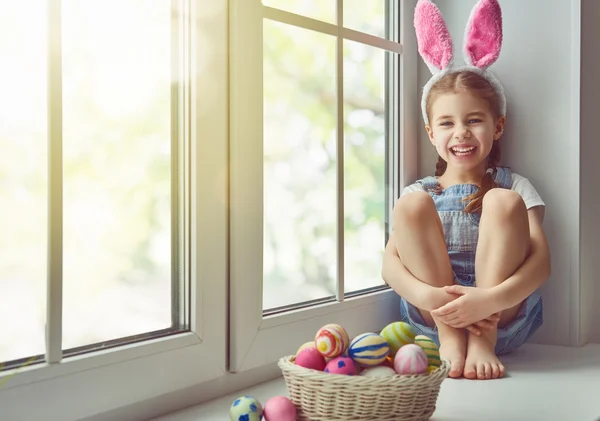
xmin=382 ymin=0 xmax=551 ymax=380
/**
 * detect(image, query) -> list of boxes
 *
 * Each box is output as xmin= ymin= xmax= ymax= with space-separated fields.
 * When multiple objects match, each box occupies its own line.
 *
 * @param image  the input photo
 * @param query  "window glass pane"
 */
xmin=0 ymin=0 xmax=47 ymax=364
xmin=343 ymin=40 xmax=387 ymax=294
xmin=62 ymin=0 xmax=175 ymax=350
xmin=343 ymin=0 xmax=387 ymax=39
xmin=262 ymin=0 xmax=336 ymax=24
xmin=263 ymin=20 xmax=337 ymax=310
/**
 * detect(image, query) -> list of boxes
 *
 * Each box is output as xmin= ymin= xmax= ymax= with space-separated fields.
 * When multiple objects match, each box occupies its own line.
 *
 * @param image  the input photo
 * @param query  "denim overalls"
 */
xmin=399 ymin=167 xmax=543 ymax=355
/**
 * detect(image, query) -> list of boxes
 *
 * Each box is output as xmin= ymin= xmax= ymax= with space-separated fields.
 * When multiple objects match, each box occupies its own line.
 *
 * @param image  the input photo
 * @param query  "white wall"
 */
xmin=580 ymin=0 xmax=599 ymax=345
xmin=416 ymin=0 xmax=580 ymax=346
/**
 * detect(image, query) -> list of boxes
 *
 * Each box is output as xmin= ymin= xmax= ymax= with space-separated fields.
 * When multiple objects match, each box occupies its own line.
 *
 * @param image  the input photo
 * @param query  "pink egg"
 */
xmin=394 ymin=343 xmax=428 ymax=375
xmin=324 ymin=356 xmax=358 ymax=375
xmin=263 ymin=396 xmax=296 ymax=421
xmin=295 ymin=347 xmax=326 ymax=371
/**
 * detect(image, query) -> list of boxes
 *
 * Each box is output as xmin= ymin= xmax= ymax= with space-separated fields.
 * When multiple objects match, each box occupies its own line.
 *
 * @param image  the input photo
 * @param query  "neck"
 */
xmin=439 ymin=165 xmax=487 ymax=186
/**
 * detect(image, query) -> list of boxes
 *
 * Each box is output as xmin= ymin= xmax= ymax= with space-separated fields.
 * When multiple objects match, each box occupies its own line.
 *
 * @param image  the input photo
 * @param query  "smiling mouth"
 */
xmin=450 ymin=145 xmax=477 ymax=157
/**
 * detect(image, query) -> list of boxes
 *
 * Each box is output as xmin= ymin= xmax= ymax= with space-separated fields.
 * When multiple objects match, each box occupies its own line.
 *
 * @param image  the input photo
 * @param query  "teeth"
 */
xmin=451 ymin=146 xmax=475 ymax=152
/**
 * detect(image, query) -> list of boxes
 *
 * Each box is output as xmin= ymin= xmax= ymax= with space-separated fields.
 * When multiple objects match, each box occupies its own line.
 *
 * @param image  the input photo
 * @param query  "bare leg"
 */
xmin=465 ymin=189 xmax=530 ymax=380
xmin=393 ymin=192 xmax=466 ymax=378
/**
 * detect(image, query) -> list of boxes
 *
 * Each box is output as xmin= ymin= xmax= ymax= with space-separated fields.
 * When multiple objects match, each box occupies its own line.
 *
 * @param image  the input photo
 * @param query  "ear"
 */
xmin=463 ymin=0 xmax=503 ymax=69
xmin=425 ymin=125 xmax=435 ymax=144
xmin=493 ymin=115 xmax=506 ymax=140
xmin=414 ymin=0 xmax=453 ymax=74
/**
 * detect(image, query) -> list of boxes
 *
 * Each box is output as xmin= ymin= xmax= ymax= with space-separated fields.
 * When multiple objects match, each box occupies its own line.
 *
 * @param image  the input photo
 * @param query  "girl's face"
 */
xmin=426 ymin=91 xmax=505 ymax=176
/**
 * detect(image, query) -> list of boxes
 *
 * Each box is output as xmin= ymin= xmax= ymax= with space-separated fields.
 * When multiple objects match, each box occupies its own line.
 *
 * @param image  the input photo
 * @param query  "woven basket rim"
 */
xmin=278 ymin=355 xmax=450 ymax=386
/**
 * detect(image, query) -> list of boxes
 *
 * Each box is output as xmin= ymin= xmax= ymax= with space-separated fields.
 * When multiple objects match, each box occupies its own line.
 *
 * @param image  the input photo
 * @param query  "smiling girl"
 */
xmin=381 ymin=0 xmax=551 ymax=380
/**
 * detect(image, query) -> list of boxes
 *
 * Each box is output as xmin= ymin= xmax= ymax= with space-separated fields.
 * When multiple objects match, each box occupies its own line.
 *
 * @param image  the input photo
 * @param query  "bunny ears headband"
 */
xmin=415 ymin=0 xmax=506 ymax=125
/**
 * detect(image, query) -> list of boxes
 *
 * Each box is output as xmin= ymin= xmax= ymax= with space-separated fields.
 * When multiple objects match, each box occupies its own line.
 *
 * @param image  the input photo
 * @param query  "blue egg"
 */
xmin=348 ymin=332 xmax=390 ymax=366
xmin=229 ymin=396 xmax=263 ymax=421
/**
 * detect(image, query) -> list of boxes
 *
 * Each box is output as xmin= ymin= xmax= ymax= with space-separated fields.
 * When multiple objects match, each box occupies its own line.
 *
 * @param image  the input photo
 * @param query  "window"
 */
xmin=229 ymin=0 xmax=417 ymax=372
xmin=1 ymin=0 xmax=418 ymax=418
xmin=0 ymin=0 xmax=227 ymax=418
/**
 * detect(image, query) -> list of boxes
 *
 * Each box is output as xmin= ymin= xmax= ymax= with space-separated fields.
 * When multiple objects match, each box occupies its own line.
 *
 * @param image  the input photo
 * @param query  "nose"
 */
xmin=454 ymin=124 xmax=470 ymax=140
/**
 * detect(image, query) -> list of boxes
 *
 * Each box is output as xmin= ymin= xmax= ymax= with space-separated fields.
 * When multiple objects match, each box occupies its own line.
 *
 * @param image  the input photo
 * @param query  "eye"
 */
xmin=439 ymin=121 xmax=453 ymax=127
xmin=468 ymin=118 xmax=482 ymax=124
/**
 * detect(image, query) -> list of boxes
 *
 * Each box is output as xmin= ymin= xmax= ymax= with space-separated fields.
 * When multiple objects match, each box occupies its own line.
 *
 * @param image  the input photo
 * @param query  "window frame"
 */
xmin=228 ymin=0 xmax=419 ymax=373
xmin=0 ymin=0 xmax=228 ymax=418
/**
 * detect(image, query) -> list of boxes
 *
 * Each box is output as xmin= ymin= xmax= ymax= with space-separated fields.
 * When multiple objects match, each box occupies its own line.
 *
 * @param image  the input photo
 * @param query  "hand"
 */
xmin=431 ymin=285 xmax=499 ymax=329
xmin=426 ymin=286 xmax=499 ymax=336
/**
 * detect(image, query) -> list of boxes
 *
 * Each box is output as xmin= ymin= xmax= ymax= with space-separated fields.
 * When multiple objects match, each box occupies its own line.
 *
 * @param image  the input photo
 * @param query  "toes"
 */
xmin=499 ymin=363 xmax=506 ymax=378
xmin=484 ymin=363 xmax=492 ymax=379
xmin=463 ymin=361 xmax=477 ymax=379
xmin=477 ymin=363 xmax=485 ymax=380
xmin=491 ymin=363 xmax=500 ymax=379
xmin=449 ymin=359 xmax=465 ymax=378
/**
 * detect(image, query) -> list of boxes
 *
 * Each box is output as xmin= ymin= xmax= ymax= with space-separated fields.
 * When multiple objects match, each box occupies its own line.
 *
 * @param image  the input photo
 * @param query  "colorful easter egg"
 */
xmin=427 ymin=365 xmax=438 ymax=374
xmin=295 ymin=347 xmax=326 ymax=371
xmin=324 ymin=356 xmax=358 ymax=375
xmin=315 ymin=324 xmax=349 ymax=358
xmin=296 ymin=341 xmax=316 ymax=355
xmin=380 ymin=322 xmax=416 ymax=356
xmin=230 ymin=395 xmax=264 ymax=421
xmin=360 ymin=366 xmax=397 ymax=377
xmin=394 ymin=343 xmax=428 ymax=375
xmin=263 ymin=396 xmax=296 ymax=421
xmin=348 ymin=332 xmax=390 ymax=366
xmin=414 ymin=335 xmax=441 ymax=368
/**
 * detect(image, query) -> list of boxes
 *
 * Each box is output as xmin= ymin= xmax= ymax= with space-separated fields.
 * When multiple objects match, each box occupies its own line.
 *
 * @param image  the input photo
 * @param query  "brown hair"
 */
xmin=427 ymin=71 xmax=504 ymax=214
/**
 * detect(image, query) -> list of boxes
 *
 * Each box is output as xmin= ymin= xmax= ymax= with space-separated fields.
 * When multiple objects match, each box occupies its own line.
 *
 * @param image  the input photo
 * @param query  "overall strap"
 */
xmin=418 ymin=176 xmax=441 ymax=192
xmin=492 ymin=167 xmax=513 ymax=189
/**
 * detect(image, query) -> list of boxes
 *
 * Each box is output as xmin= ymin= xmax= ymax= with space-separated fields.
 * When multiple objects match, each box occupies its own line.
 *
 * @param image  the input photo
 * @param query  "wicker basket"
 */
xmin=278 ymin=355 xmax=450 ymax=421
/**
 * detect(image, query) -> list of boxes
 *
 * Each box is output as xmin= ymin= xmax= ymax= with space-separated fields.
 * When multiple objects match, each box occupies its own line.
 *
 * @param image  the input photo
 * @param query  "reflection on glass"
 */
xmin=62 ymin=0 xmax=173 ymax=350
xmin=343 ymin=40 xmax=387 ymax=294
xmin=263 ymin=0 xmax=336 ymax=24
xmin=263 ymin=20 xmax=337 ymax=310
xmin=343 ymin=0 xmax=387 ymax=39
xmin=0 ymin=0 xmax=47 ymax=364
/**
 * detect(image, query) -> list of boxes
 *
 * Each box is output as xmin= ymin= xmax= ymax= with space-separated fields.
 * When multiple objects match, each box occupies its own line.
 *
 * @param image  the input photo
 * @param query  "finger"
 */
xmin=444 ymin=285 xmax=467 ymax=295
xmin=431 ymin=304 xmax=457 ymax=317
xmin=466 ymin=325 xmax=482 ymax=336
xmin=475 ymin=320 xmax=495 ymax=330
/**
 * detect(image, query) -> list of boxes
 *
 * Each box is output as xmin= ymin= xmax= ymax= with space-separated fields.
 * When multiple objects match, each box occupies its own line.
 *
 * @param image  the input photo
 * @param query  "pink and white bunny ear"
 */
xmin=414 ymin=0 xmax=453 ymax=74
xmin=463 ymin=0 xmax=503 ymax=69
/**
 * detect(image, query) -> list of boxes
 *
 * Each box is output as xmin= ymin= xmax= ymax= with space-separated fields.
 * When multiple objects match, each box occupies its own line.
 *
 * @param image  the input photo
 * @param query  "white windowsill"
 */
xmin=154 ymin=343 xmax=600 ymax=421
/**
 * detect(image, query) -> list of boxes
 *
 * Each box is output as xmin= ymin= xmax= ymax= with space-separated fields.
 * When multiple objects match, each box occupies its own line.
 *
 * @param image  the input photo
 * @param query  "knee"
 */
xmin=482 ymin=189 xmax=527 ymax=220
xmin=393 ymin=192 xmax=435 ymax=224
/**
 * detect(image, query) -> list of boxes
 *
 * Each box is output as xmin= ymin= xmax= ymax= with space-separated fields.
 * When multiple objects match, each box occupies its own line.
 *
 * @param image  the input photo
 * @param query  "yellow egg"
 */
xmin=380 ymin=322 xmax=416 ymax=356
xmin=348 ymin=333 xmax=390 ymax=366
xmin=414 ymin=335 xmax=441 ymax=368
xmin=427 ymin=365 xmax=438 ymax=374
xmin=296 ymin=341 xmax=316 ymax=355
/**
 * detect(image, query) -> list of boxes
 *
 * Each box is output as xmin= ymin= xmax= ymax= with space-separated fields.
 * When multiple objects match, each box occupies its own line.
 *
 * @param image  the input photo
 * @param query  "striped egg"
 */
xmin=394 ymin=344 xmax=428 ymax=375
xmin=348 ymin=333 xmax=390 ymax=366
xmin=414 ymin=335 xmax=441 ymax=368
xmin=315 ymin=324 xmax=349 ymax=358
xmin=380 ymin=322 xmax=416 ymax=356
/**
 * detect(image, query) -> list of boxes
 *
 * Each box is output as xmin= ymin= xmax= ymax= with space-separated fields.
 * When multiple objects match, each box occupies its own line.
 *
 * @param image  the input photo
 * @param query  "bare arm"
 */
xmin=382 ymin=236 xmax=443 ymax=312
xmin=492 ymin=206 xmax=551 ymax=310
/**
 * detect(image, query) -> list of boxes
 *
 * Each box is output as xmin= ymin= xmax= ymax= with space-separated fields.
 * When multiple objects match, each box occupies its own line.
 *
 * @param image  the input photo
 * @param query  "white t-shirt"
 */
xmin=401 ymin=173 xmax=545 ymax=211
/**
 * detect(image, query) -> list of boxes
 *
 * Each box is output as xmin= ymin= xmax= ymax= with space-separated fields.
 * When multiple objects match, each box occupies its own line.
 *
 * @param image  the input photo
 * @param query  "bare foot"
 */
xmin=464 ymin=334 xmax=506 ymax=380
xmin=438 ymin=327 xmax=466 ymax=378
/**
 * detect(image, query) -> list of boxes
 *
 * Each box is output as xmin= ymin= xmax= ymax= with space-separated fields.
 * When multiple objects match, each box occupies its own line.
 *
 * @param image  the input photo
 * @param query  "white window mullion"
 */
xmin=335 ymin=0 xmax=345 ymax=302
xmin=46 ymin=0 xmax=63 ymax=365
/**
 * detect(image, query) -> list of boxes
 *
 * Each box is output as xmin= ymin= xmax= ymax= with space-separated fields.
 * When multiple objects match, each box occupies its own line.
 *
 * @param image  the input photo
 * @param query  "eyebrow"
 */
xmin=436 ymin=111 xmax=486 ymax=121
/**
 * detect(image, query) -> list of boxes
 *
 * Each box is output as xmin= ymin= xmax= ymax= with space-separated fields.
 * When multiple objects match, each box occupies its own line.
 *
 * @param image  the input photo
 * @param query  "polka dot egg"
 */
xmin=324 ymin=356 xmax=358 ymax=375
xmin=394 ymin=343 xmax=428 ymax=375
xmin=414 ymin=335 xmax=441 ymax=368
xmin=348 ymin=332 xmax=390 ymax=366
xmin=315 ymin=323 xmax=349 ymax=358
xmin=230 ymin=396 xmax=263 ymax=421
xmin=380 ymin=321 xmax=416 ymax=356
